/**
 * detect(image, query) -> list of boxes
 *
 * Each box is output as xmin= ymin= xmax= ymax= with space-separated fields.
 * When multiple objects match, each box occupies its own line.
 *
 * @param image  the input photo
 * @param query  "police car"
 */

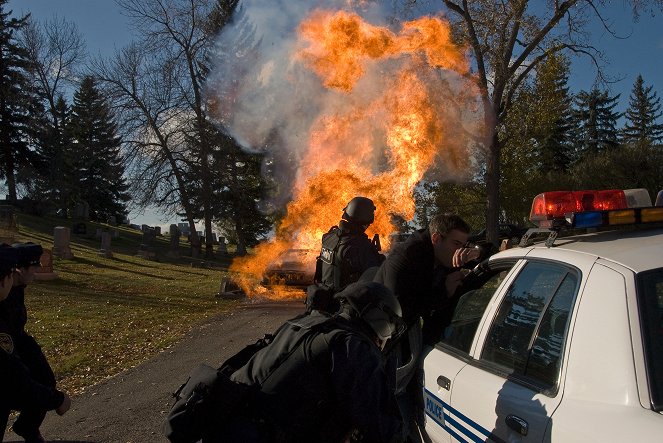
xmin=422 ymin=188 xmax=663 ymax=442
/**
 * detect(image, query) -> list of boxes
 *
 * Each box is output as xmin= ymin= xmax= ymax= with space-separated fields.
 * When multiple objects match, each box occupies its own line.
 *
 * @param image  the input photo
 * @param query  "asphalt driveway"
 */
xmin=4 ymin=299 xmax=305 ymax=443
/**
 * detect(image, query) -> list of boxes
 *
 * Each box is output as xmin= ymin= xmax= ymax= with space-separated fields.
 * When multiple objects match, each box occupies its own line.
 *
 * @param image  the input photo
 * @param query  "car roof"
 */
xmin=495 ymin=226 xmax=663 ymax=274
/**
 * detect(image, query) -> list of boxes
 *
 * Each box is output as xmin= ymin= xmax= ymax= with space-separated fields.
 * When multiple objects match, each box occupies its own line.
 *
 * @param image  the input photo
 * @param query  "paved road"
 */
xmin=4 ymin=299 xmax=305 ymax=443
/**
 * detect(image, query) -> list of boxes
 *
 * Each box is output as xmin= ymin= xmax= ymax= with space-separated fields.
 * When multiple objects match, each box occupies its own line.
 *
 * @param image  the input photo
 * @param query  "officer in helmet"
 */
xmin=307 ymin=197 xmax=385 ymax=314
xmin=0 ymin=244 xmax=70 ymax=442
xmin=225 ymin=281 xmax=404 ymax=443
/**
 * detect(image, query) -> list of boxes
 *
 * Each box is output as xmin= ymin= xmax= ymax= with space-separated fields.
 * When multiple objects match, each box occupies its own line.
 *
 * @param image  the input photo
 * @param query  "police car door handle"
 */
xmin=436 ymin=375 xmax=451 ymax=391
xmin=505 ymin=414 xmax=528 ymax=436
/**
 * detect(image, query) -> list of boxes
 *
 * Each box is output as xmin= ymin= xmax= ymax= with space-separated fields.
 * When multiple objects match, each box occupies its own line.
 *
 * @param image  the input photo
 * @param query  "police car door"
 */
xmin=423 ymin=259 xmax=521 ymax=442
xmin=446 ymin=258 xmax=583 ymax=442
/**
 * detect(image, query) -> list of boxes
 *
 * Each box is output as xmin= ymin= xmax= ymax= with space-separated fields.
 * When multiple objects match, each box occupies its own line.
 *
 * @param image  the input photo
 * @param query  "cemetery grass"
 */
xmin=14 ymin=213 xmax=240 ymax=395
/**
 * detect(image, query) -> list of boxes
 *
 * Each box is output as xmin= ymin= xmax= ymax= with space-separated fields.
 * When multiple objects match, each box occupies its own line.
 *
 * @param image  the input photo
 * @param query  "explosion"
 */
xmin=213 ymin=7 xmax=483 ymax=298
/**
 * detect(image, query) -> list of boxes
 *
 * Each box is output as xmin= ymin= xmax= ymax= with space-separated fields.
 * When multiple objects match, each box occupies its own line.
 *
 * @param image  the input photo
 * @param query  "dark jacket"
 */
xmin=230 ymin=312 xmax=402 ymax=443
xmin=374 ymin=229 xmax=436 ymax=327
xmin=0 ymin=315 xmax=64 ymax=424
xmin=318 ymin=221 xmax=385 ymax=293
xmin=0 ymin=286 xmax=56 ymax=388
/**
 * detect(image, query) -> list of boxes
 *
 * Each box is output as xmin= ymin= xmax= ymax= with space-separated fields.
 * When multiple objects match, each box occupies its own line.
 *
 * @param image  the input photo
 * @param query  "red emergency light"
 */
xmin=529 ymin=189 xmax=628 ymax=222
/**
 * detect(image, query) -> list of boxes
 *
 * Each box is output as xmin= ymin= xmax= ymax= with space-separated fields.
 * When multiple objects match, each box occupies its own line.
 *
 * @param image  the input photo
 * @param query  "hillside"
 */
xmin=4 ymin=212 xmax=240 ymax=394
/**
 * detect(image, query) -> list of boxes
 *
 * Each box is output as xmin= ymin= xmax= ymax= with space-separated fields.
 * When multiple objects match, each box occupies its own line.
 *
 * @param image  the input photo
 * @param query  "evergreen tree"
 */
xmin=0 ymin=1 xmax=41 ymax=202
xmin=573 ymin=88 xmax=622 ymax=159
xmin=532 ymin=54 xmax=575 ymax=172
xmin=621 ymin=75 xmax=663 ymax=144
xmin=68 ymin=76 xmax=129 ymax=221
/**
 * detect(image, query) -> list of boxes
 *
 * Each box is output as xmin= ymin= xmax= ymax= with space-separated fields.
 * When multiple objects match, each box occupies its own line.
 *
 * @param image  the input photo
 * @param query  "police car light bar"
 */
xmin=521 ymin=189 xmax=663 ymax=247
xmin=529 ymin=189 xmax=661 ymax=228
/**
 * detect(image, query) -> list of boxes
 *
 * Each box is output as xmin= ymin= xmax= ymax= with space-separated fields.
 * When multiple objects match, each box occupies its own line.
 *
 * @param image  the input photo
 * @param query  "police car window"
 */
xmin=636 ymin=268 xmax=663 ymax=411
xmin=441 ymin=265 xmax=514 ymax=354
xmin=481 ymin=261 xmax=578 ymax=389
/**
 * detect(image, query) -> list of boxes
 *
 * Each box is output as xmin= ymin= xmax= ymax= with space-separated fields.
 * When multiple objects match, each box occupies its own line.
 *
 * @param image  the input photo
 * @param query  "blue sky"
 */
xmin=8 ymin=0 xmax=663 ymax=227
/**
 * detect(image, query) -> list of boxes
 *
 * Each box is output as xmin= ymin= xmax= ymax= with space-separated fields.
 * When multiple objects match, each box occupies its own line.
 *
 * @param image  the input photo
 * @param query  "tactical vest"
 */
xmin=317 ymin=226 xmax=372 ymax=292
xmin=232 ymin=313 xmax=370 ymax=442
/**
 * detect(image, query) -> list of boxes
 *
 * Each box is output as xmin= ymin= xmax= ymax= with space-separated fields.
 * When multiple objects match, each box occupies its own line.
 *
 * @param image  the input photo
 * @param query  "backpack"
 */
xmin=163 ymin=314 xmax=345 ymax=443
xmin=163 ymin=333 xmax=275 ymax=443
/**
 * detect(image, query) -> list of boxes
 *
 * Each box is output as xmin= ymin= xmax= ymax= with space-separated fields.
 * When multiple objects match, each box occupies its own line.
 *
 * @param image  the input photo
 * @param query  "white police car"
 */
xmin=422 ymin=188 xmax=663 ymax=442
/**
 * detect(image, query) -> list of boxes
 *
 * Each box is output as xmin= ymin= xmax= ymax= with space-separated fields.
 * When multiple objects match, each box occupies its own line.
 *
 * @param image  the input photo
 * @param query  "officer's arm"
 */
xmin=0 ymin=350 xmax=65 ymax=411
xmin=329 ymin=334 xmax=403 ymax=443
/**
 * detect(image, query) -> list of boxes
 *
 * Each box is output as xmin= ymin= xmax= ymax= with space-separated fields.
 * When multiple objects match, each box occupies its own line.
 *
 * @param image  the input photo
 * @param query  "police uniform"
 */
xmin=311 ymin=220 xmax=385 ymax=313
xmin=228 ymin=311 xmax=402 ymax=443
xmin=0 ymin=243 xmax=56 ymax=441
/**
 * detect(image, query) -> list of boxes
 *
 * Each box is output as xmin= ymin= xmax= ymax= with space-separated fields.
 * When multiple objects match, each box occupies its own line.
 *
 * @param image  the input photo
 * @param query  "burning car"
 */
xmin=261 ymin=248 xmax=317 ymax=289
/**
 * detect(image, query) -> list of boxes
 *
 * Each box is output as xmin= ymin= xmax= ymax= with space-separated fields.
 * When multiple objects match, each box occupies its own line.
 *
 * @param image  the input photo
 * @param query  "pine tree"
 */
xmin=573 ymin=88 xmax=622 ymax=159
xmin=68 ymin=76 xmax=129 ymax=221
xmin=0 ymin=1 xmax=41 ymax=202
xmin=621 ymin=75 xmax=663 ymax=144
xmin=532 ymin=53 xmax=575 ymax=172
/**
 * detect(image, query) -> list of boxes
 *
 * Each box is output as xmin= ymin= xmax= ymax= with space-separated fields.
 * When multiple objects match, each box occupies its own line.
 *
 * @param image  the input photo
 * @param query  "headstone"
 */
xmin=129 ymin=224 xmax=141 ymax=231
xmin=99 ymin=232 xmax=113 ymax=258
xmin=34 ymin=249 xmax=57 ymax=281
xmin=167 ymin=224 xmax=180 ymax=258
xmin=72 ymin=222 xmax=87 ymax=235
xmin=178 ymin=223 xmax=190 ymax=235
xmin=73 ymin=201 xmax=90 ymax=220
xmin=136 ymin=228 xmax=156 ymax=260
xmin=108 ymin=215 xmax=117 ymax=226
xmin=217 ymin=236 xmax=228 ymax=255
xmin=52 ymin=227 xmax=74 ymax=259
xmin=0 ymin=205 xmax=18 ymax=243
xmin=154 ymin=226 xmax=162 ymax=236
xmin=211 ymin=233 xmax=218 ymax=244
xmin=141 ymin=224 xmax=150 ymax=232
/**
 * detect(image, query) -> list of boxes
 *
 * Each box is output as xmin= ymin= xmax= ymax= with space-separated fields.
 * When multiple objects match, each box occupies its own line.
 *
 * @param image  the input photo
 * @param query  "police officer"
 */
xmin=0 ymin=244 xmax=71 ymax=443
xmin=307 ymin=197 xmax=385 ymax=313
xmin=225 ymin=281 xmax=405 ymax=443
xmin=0 ymin=243 xmax=63 ymax=442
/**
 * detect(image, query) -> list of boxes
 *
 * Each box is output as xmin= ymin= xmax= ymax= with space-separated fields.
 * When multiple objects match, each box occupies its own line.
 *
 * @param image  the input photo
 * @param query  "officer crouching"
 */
xmin=0 ymin=244 xmax=71 ymax=443
xmin=221 ymin=281 xmax=405 ymax=443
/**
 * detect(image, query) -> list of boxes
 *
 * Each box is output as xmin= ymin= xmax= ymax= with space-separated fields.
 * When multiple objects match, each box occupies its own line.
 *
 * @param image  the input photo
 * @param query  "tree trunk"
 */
xmin=485 ymin=130 xmax=501 ymax=247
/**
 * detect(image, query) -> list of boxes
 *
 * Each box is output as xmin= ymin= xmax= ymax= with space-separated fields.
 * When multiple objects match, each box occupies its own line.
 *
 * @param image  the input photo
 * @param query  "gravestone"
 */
xmin=217 ymin=236 xmax=228 ymax=255
xmin=73 ymin=201 xmax=90 ymax=220
xmin=34 ymin=249 xmax=57 ymax=281
xmin=72 ymin=222 xmax=87 ymax=235
xmin=136 ymin=228 xmax=156 ymax=260
xmin=108 ymin=215 xmax=117 ymax=226
xmin=0 ymin=205 xmax=18 ymax=244
xmin=52 ymin=227 xmax=74 ymax=259
xmin=99 ymin=232 xmax=113 ymax=258
xmin=167 ymin=224 xmax=180 ymax=258
xmin=154 ymin=226 xmax=162 ymax=236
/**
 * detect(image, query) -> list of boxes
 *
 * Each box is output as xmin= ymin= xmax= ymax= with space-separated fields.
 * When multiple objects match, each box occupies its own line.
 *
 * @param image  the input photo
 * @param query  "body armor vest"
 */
xmin=232 ymin=313 xmax=370 ymax=442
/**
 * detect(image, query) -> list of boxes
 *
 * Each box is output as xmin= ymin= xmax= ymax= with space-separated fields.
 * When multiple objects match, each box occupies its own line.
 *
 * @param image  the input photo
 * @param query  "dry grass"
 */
xmin=12 ymin=213 xmax=239 ymax=394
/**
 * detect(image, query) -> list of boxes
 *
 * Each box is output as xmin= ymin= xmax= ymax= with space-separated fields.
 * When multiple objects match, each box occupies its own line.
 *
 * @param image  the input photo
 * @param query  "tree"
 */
xmin=68 ymin=76 xmax=129 ymax=221
xmin=430 ymin=0 xmax=661 ymax=245
xmin=621 ymin=75 xmax=663 ymax=144
xmin=573 ymin=87 xmax=621 ymax=158
xmin=0 ymin=1 xmax=41 ymax=203
xmin=531 ymin=53 xmax=575 ymax=172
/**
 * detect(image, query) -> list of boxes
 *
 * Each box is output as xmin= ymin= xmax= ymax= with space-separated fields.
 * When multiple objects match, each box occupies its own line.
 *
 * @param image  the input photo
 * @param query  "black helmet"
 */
xmin=334 ymin=281 xmax=404 ymax=343
xmin=342 ymin=197 xmax=376 ymax=226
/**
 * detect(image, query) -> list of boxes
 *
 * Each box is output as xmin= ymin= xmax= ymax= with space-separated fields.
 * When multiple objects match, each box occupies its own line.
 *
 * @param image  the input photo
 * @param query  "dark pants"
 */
xmin=12 ymin=335 xmax=55 ymax=439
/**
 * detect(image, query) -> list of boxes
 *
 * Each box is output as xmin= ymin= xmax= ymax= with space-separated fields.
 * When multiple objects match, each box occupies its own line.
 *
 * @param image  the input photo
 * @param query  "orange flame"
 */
xmin=229 ymin=10 xmax=481 ymax=299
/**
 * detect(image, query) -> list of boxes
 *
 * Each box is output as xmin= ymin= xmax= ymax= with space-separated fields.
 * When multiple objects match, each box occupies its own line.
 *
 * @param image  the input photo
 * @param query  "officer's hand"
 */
xmin=452 ymin=247 xmax=481 ymax=268
xmin=56 ymin=393 xmax=71 ymax=416
xmin=445 ymin=271 xmax=465 ymax=298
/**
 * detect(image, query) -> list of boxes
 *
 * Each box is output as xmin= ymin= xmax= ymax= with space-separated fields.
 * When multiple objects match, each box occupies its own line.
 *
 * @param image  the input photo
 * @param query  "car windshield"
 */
xmin=636 ymin=268 xmax=663 ymax=411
